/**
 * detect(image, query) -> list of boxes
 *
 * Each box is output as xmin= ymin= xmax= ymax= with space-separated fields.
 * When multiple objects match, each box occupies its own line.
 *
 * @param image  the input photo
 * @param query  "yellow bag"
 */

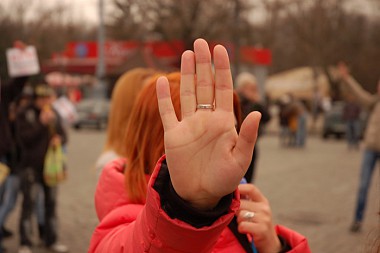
xmin=0 ymin=163 xmax=10 ymax=185
xmin=43 ymin=144 xmax=66 ymax=187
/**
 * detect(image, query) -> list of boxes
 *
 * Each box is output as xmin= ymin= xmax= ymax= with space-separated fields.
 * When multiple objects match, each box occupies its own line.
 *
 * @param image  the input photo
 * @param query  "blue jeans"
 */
xmin=0 ymin=175 xmax=20 ymax=227
xmin=296 ymin=113 xmax=307 ymax=147
xmin=19 ymin=168 xmax=58 ymax=247
xmin=36 ymin=184 xmax=45 ymax=239
xmin=346 ymin=120 xmax=360 ymax=147
xmin=354 ymin=149 xmax=380 ymax=222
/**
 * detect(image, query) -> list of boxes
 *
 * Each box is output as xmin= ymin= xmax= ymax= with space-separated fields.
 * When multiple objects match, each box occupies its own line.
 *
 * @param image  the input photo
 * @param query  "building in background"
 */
xmin=42 ymin=40 xmax=272 ymax=98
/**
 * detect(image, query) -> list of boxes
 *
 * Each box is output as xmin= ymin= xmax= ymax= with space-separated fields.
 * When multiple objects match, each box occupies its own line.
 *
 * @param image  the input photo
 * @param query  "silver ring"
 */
xmin=242 ymin=211 xmax=255 ymax=222
xmin=196 ymin=104 xmax=214 ymax=110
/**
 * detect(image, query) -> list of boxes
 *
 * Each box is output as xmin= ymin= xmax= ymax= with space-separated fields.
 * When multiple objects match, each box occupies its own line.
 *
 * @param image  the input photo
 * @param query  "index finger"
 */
xmin=238 ymin=183 xmax=268 ymax=203
xmin=156 ymin=76 xmax=179 ymax=131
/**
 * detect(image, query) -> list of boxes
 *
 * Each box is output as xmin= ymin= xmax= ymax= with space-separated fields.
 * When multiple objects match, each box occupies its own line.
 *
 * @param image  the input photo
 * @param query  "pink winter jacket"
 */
xmin=89 ymin=157 xmax=311 ymax=253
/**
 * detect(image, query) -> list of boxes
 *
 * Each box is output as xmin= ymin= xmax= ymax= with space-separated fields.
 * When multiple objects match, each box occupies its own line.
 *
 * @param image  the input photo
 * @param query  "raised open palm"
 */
xmin=156 ymin=39 xmax=261 ymax=210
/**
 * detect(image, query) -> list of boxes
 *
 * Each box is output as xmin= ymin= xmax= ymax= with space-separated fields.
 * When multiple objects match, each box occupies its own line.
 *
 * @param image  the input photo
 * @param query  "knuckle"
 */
xmin=197 ymin=79 xmax=212 ymax=87
xmin=215 ymin=82 xmax=232 ymax=90
xmin=261 ymin=205 xmax=271 ymax=215
xmin=180 ymin=89 xmax=195 ymax=97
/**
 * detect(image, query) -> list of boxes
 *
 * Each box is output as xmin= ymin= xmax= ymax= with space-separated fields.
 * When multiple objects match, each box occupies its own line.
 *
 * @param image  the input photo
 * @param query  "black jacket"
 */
xmin=239 ymin=95 xmax=271 ymax=136
xmin=16 ymin=103 xmax=67 ymax=180
xmin=0 ymin=77 xmax=28 ymax=158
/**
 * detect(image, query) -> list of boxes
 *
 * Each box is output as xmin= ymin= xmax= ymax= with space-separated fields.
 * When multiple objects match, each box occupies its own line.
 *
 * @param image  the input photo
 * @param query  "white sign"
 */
xmin=53 ymin=96 xmax=78 ymax=125
xmin=6 ymin=46 xmax=40 ymax=77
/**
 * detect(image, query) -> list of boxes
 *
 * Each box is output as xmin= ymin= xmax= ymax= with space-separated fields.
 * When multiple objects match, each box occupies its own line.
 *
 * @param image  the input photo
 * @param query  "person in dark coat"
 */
xmin=0 ymin=77 xmax=29 ymax=161
xmin=235 ymin=72 xmax=271 ymax=183
xmin=0 ymin=76 xmax=29 ymax=253
xmin=15 ymin=84 xmax=68 ymax=253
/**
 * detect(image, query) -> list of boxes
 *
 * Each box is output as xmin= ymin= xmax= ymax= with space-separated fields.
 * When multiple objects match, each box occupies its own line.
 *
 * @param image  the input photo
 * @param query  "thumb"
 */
xmin=233 ymin=111 xmax=261 ymax=172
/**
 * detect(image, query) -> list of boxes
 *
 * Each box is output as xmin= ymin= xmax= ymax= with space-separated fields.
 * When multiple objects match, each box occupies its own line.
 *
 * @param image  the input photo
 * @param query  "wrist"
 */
xmin=277 ymin=235 xmax=292 ymax=253
xmin=271 ymin=236 xmax=282 ymax=253
xmin=171 ymin=182 xmax=223 ymax=211
xmin=187 ymin=196 xmax=221 ymax=211
xmin=153 ymin=162 xmax=234 ymax=228
xmin=258 ymin=233 xmax=282 ymax=253
xmin=175 ymin=187 xmax=221 ymax=210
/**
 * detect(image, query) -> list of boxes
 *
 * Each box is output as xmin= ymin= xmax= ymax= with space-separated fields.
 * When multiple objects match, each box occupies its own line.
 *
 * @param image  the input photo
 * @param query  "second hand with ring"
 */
xmin=240 ymin=177 xmax=258 ymax=253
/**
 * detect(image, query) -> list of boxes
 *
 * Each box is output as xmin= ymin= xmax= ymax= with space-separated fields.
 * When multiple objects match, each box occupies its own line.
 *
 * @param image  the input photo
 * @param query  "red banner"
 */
xmin=240 ymin=47 xmax=272 ymax=65
xmin=56 ymin=41 xmax=271 ymax=66
xmin=44 ymin=40 xmax=272 ymax=75
xmin=63 ymin=41 xmax=139 ymax=59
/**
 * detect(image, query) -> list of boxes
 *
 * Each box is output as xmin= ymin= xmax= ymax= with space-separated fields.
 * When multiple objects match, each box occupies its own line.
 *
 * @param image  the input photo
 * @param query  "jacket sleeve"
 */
xmin=89 ymin=156 xmax=239 ymax=253
xmin=54 ymin=110 xmax=68 ymax=145
xmin=275 ymin=225 xmax=312 ymax=253
xmin=1 ymin=76 xmax=28 ymax=109
xmin=342 ymin=76 xmax=377 ymax=109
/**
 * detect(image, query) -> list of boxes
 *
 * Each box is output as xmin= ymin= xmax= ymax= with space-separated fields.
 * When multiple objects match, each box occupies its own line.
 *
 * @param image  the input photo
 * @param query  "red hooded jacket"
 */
xmin=89 ymin=157 xmax=311 ymax=253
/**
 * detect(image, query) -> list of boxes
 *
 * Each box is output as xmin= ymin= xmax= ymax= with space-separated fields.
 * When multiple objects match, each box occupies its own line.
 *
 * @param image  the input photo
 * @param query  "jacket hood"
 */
xmin=95 ymin=158 xmax=150 ymax=221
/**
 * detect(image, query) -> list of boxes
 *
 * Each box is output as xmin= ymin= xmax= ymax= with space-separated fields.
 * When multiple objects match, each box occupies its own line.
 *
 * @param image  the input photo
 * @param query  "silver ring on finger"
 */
xmin=242 ymin=211 xmax=255 ymax=222
xmin=196 ymin=104 xmax=214 ymax=110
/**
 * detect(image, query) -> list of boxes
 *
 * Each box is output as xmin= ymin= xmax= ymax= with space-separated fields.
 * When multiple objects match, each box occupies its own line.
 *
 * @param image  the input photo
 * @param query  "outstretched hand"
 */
xmin=156 ymin=39 xmax=261 ymax=210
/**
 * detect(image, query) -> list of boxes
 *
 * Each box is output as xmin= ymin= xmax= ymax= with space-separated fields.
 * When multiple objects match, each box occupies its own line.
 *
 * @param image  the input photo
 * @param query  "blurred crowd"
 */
xmin=0 ymin=76 xmax=80 ymax=253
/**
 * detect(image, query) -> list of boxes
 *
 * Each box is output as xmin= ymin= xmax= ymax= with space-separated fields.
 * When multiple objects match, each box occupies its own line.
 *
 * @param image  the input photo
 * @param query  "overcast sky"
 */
xmin=61 ymin=0 xmax=377 ymax=24
xmin=1 ymin=0 xmax=377 ymax=25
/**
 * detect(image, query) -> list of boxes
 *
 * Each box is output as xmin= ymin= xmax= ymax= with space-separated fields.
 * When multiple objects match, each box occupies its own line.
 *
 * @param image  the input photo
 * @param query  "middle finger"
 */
xmin=194 ymin=39 xmax=214 ymax=106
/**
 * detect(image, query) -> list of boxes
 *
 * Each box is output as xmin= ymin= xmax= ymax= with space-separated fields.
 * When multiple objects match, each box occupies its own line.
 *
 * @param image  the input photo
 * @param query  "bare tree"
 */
xmin=108 ymin=0 xmax=254 ymax=49
xmin=0 ymin=0 xmax=96 ymax=81
xmin=261 ymin=0 xmax=379 ymax=98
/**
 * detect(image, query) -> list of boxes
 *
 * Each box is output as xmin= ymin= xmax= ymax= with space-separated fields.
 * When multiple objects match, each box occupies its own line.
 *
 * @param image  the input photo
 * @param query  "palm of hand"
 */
xmin=156 ymin=39 xmax=261 ymax=210
xmin=165 ymin=111 xmax=243 ymax=203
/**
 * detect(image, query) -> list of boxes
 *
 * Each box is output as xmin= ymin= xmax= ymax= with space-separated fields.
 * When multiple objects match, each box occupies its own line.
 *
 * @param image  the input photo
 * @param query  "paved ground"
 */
xmin=3 ymin=129 xmax=379 ymax=253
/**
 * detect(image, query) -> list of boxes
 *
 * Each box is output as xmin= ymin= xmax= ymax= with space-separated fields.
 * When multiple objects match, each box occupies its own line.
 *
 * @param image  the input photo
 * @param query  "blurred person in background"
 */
xmin=342 ymin=95 xmax=361 ymax=150
xmin=310 ymin=88 xmax=323 ymax=133
xmin=0 ymin=41 xmax=30 ymax=168
xmin=89 ymin=40 xmax=310 ymax=253
xmin=35 ymin=88 xmax=73 ymax=249
xmin=338 ymin=62 xmax=380 ymax=233
xmin=15 ymin=84 xmax=68 ymax=253
xmin=0 ymin=80 xmax=30 ymax=253
xmin=235 ymin=72 xmax=271 ymax=183
xmin=95 ymin=68 xmax=156 ymax=176
xmin=294 ymin=101 xmax=307 ymax=148
xmin=0 ymin=77 xmax=29 ymax=164
xmin=52 ymin=88 xmax=78 ymax=136
xmin=281 ymin=96 xmax=307 ymax=148
xmin=283 ymin=98 xmax=298 ymax=147
xmin=278 ymin=94 xmax=292 ymax=146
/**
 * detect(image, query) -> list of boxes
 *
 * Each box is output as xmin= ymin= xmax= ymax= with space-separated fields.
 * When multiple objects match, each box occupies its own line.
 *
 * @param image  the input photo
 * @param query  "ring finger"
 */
xmin=237 ymin=210 xmax=259 ymax=224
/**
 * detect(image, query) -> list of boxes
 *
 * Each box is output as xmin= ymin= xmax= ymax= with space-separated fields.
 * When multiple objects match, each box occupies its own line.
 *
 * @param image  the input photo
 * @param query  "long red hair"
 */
xmin=104 ymin=68 xmax=155 ymax=155
xmin=123 ymin=73 xmax=181 ymax=203
xmin=123 ymin=72 xmax=242 ymax=204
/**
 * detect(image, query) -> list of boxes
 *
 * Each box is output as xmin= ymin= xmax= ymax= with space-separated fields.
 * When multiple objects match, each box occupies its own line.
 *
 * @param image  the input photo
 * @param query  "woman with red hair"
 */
xmin=95 ymin=68 xmax=156 ymax=175
xmin=89 ymin=39 xmax=310 ymax=253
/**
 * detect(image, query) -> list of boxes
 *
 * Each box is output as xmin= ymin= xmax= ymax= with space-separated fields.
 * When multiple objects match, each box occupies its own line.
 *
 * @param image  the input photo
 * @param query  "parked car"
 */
xmin=73 ymin=99 xmax=110 ymax=130
xmin=322 ymin=102 xmax=367 ymax=139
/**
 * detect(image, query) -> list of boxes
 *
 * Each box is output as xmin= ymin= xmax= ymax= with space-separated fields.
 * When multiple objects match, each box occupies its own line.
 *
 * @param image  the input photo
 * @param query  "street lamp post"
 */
xmin=95 ymin=0 xmax=106 ymax=98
